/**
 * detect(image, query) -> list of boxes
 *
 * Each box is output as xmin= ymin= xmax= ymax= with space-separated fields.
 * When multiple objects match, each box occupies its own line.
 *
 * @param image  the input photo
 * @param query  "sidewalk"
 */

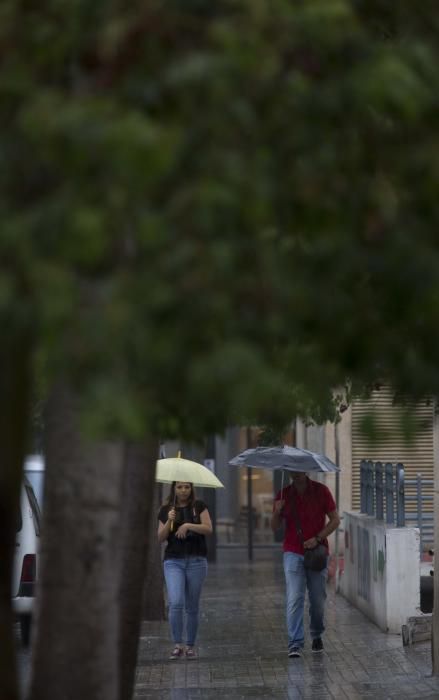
xmin=135 ymin=548 xmax=439 ymax=700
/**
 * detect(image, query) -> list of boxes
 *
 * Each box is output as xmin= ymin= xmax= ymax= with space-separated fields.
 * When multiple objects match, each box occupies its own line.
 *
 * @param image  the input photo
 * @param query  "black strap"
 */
xmin=289 ymin=490 xmax=305 ymax=546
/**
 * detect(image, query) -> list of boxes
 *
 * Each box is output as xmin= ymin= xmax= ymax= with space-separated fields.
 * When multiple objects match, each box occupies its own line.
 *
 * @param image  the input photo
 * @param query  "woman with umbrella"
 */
xmin=157 ymin=480 xmax=213 ymax=659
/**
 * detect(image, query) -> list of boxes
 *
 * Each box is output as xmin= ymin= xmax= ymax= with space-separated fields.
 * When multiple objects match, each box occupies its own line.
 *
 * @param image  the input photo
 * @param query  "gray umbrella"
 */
xmin=228 ymin=445 xmax=339 ymax=473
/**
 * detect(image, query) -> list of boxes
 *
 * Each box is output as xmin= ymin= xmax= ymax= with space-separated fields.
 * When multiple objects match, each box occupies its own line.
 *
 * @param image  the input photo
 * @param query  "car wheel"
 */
xmin=20 ymin=614 xmax=32 ymax=647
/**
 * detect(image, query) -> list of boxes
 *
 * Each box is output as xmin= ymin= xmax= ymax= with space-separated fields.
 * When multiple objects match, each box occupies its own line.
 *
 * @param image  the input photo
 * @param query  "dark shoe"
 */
xmin=185 ymin=647 xmax=197 ymax=659
xmin=169 ymin=646 xmax=184 ymax=659
xmin=288 ymin=646 xmax=302 ymax=658
xmin=312 ymin=638 xmax=323 ymax=653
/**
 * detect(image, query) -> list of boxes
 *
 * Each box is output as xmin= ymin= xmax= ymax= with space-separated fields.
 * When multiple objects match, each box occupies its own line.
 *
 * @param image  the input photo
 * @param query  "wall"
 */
xmin=340 ymin=511 xmax=420 ymax=633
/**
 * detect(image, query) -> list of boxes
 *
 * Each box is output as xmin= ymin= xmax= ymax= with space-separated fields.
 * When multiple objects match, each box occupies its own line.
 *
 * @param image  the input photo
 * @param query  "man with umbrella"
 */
xmin=229 ymin=445 xmax=340 ymax=658
xmin=271 ymin=469 xmax=340 ymax=658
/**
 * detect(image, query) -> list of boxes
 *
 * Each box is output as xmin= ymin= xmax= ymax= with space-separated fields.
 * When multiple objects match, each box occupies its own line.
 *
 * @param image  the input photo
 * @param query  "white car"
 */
xmin=22 ymin=455 xmax=44 ymax=511
xmin=12 ymin=455 xmax=44 ymax=645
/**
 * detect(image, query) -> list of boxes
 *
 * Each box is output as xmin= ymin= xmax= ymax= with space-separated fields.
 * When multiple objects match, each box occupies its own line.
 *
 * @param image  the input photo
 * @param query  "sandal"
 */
xmin=169 ymin=646 xmax=184 ymax=659
xmin=185 ymin=647 xmax=197 ymax=659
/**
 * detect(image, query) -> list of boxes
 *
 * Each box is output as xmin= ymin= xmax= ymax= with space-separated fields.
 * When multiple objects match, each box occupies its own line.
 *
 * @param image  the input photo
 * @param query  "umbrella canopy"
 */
xmin=228 ymin=445 xmax=339 ymax=473
xmin=156 ymin=455 xmax=225 ymax=488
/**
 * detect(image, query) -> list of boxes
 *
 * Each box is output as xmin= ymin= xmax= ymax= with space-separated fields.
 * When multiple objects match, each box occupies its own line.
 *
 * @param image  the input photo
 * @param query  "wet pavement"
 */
xmin=136 ymin=548 xmax=439 ymax=700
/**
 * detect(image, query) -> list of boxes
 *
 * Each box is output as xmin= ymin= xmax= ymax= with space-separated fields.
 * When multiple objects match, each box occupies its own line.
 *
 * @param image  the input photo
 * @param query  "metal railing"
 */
xmin=360 ymin=460 xmax=434 ymax=551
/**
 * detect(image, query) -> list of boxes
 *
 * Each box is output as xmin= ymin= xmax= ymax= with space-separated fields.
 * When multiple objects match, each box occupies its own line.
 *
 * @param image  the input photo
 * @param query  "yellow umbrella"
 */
xmin=155 ymin=453 xmax=224 ymax=489
xmin=156 ymin=452 xmax=224 ymax=531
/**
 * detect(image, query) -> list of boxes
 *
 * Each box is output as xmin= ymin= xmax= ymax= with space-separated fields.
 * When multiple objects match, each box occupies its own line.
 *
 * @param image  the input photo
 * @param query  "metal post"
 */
xmin=417 ymin=473 xmax=423 ymax=553
xmin=396 ymin=463 xmax=405 ymax=527
xmin=360 ymin=460 xmax=366 ymax=513
xmin=273 ymin=468 xmax=284 ymax=544
xmin=334 ymin=421 xmax=340 ymax=593
xmin=247 ymin=465 xmax=253 ymax=562
xmin=432 ymin=402 xmax=439 ymax=674
xmin=204 ymin=435 xmax=217 ymax=563
xmin=366 ymin=460 xmax=374 ymax=516
xmin=245 ymin=427 xmax=254 ymax=562
xmin=375 ymin=462 xmax=383 ymax=520
xmin=385 ymin=462 xmax=394 ymax=524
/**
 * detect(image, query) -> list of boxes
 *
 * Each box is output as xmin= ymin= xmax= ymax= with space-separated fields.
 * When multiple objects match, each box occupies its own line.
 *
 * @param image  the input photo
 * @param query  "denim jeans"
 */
xmin=283 ymin=551 xmax=328 ymax=650
xmin=163 ymin=556 xmax=208 ymax=646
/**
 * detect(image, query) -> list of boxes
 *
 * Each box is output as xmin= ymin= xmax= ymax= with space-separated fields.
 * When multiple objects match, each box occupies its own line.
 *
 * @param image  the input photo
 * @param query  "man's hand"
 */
xmin=273 ymin=500 xmax=285 ymax=516
xmin=303 ymin=536 xmax=319 ymax=549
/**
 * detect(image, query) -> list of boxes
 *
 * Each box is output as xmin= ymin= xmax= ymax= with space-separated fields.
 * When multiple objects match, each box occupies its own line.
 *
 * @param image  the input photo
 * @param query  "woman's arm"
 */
xmin=157 ymin=507 xmax=176 ymax=543
xmin=175 ymin=508 xmax=213 ymax=539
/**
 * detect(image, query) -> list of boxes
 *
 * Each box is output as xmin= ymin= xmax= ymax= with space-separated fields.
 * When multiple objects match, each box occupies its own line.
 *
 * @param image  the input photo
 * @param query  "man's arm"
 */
xmin=303 ymin=510 xmax=340 ymax=549
xmin=318 ymin=510 xmax=340 ymax=540
xmin=271 ymin=499 xmax=285 ymax=531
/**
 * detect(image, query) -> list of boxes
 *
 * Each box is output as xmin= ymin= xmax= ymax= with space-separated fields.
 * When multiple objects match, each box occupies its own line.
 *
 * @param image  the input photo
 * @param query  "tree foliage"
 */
xmin=3 ymin=1 xmax=439 ymax=432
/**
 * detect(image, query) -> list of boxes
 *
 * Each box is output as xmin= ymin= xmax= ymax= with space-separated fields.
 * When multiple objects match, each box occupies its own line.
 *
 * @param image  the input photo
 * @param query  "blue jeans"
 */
xmin=163 ymin=556 xmax=208 ymax=646
xmin=283 ymin=551 xmax=328 ymax=650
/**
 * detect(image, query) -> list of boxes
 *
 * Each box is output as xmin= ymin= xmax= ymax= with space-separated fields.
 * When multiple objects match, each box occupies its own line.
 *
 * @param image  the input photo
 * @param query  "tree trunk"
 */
xmin=28 ymin=383 xmax=124 ymax=700
xmin=118 ymin=440 xmax=158 ymax=700
xmin=142 ymin=484 xmax=165 ymax=622
xmin=0 ymin=343 xmax=31 ymax=700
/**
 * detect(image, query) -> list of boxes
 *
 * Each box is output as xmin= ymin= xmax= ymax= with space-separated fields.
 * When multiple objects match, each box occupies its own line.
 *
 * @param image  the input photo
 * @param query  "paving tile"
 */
xmin=136 ymin=548 xmax=439 ymax=699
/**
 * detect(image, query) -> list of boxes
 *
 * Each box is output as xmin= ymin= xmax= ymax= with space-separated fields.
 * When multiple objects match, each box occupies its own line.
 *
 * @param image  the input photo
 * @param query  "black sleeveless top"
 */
xmin=158 ymin=499 xmax=208 ymax=559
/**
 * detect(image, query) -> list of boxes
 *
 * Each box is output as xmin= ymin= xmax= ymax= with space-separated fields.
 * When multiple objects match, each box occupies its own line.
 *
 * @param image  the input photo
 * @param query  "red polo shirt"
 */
xmin=274 ymin=478 xmax=336 ymax=554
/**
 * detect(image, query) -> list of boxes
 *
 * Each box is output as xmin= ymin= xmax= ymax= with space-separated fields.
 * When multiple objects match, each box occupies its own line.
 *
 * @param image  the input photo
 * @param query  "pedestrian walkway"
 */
xmin=135 ymin=548 xmax=439 ymax=699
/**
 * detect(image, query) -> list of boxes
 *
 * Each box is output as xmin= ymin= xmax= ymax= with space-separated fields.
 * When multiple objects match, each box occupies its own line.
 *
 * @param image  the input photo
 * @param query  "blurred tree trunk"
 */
xmin=0 ymin=343 xmax=31 ymax=700
xmin=28 ymin=383 xmax=124 ymax=700
xmin=118 ymin=440 xmax=157 ymax=700
xmin=142 ymin=484 xmax=165 ymax=622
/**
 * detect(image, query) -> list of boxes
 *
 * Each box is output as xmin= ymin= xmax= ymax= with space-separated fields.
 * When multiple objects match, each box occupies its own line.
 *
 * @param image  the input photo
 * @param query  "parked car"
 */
xmin=22 ymin=454 xmax=44 ymax=511
xmin=12 ymin=455 xmax=44 ymax=646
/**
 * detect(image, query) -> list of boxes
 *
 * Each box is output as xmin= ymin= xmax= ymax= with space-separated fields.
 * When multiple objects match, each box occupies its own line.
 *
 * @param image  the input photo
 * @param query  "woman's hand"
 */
xmin=158 ymin=510 xmax=177 ymax=543
xmin=175 ymin=523 xmax=190 ymax=539
xmin=303 ymin=536 xmax=319 ymax=549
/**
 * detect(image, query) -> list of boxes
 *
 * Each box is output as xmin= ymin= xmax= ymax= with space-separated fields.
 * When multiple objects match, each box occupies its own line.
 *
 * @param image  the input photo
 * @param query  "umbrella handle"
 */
xmin=170 ymin=494 xmax=177 ymax=532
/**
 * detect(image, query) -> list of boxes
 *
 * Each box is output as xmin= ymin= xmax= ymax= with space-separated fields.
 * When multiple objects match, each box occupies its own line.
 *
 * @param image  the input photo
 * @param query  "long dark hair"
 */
xmin=165 ymin=481 xmax=196 ymax=508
